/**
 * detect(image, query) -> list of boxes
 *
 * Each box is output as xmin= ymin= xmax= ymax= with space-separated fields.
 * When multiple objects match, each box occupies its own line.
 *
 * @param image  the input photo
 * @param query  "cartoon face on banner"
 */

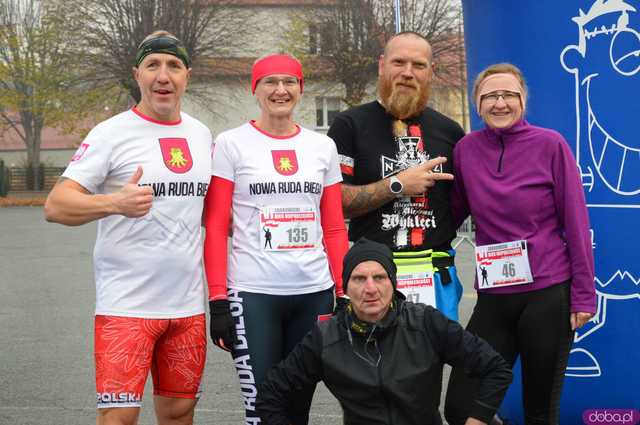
xmin=557 ymin=0 xmax=640 ymax=382
xmin=560 ymin=0 xmax=640 ymax=200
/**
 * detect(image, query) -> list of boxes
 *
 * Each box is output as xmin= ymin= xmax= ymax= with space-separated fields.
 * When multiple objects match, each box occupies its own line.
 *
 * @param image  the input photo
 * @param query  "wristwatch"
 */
xmin=389 ymin=176 xmax=403 ymax=195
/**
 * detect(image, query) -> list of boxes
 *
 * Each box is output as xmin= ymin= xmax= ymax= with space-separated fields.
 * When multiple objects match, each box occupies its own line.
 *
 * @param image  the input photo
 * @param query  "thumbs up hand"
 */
xmin=127 ymin=166 xmax=144 ymax=185
xmin=112 ymin=166 xmax=154 ymax=217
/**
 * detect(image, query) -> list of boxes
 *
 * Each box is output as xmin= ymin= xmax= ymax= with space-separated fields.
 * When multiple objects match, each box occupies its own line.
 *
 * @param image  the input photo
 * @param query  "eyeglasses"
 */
xmin=480 ymin=90 xmax=521 ymax=106
xmin=260 ymin=77 xmax=299 ymax=88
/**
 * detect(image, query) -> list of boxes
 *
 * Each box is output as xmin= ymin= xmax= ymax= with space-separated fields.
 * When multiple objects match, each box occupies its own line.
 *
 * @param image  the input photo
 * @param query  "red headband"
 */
xmin=251 ymin=54 xmax=304 ymax=94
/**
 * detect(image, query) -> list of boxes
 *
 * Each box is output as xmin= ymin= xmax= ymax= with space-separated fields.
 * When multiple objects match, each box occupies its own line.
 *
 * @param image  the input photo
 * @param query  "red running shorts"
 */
xmin=94 ymin=314 xmax=206 ymax=408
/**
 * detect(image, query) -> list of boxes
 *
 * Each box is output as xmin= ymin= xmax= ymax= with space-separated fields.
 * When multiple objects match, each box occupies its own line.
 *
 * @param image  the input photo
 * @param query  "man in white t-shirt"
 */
xmin=45 ymin=30 xmax=213 ymax=425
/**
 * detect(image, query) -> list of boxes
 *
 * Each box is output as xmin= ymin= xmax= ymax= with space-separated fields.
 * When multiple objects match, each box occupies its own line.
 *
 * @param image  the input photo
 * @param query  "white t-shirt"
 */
xmin=213 ymin=122 xmax=342 ymax=295
xmin=63 ymin=108 xmax=213 ymax=318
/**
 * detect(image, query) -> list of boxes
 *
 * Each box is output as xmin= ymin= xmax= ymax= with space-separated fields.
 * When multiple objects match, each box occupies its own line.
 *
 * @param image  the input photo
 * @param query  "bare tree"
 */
xmin=380 ymin=0 xmax=464 ymax=88
xmin=80 ymin=0 xmax=243 ymax=103
xmin=0 ymin=0 xmax=115 ymax=189
xmin=285 ymin=0 xmax=385 ymax=107
xmin=284 ymin=0 xmax=464 ymax=108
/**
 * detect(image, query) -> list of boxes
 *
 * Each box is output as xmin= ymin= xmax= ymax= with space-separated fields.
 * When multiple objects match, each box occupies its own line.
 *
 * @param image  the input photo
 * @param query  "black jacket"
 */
xmin=257 ymin=298 xmax=512 ymax=425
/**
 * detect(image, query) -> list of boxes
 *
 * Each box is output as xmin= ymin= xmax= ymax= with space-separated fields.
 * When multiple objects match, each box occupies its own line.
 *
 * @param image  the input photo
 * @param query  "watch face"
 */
xmin=390 ymin=179 xmax=402 ymax=193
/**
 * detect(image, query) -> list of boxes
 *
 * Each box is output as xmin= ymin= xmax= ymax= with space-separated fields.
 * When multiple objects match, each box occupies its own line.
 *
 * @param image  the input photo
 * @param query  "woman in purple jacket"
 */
xmin=444 ymin=63 xmax=596 ymax=425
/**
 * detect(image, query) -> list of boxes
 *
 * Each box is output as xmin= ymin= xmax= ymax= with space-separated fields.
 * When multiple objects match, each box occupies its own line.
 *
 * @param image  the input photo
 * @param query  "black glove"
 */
xmin=334 ymin=296 xmax=350 ymax=315
xmin=209 ymin=299 xmax=236 ymax=352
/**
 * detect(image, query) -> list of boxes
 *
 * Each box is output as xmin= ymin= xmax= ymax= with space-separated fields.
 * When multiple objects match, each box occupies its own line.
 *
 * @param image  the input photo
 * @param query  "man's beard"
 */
xmin=378 ymin=76 xmax=430 ymax=120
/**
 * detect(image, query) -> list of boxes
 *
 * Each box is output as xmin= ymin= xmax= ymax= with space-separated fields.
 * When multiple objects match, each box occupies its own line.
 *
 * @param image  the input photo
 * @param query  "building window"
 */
xmin=309 ymin=24 xmax=319 ymax=54
xmin=309 ymin=23 xmax=334 ymax=55
xmin=316 ymin=97 xmax=340 ymax=129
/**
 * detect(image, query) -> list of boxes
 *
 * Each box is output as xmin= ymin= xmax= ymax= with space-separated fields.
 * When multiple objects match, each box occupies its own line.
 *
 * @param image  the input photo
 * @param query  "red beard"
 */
xmin=378 ymin=76 xmax=431 ymax=120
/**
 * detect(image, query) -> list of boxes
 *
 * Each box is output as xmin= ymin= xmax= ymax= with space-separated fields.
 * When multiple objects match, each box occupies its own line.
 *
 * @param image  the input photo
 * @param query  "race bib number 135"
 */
xmin=259 ymin=205 xmax=318 ymax=251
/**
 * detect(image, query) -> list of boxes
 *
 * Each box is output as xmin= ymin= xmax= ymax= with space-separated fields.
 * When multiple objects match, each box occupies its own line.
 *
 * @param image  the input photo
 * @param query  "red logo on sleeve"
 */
xmin=71 ymin=143 xmax=90 ymax=161
xmin=271 ymin=150 xmax=298 ymax=176
xmin=159 ymin=138 xmax=193 ymax=173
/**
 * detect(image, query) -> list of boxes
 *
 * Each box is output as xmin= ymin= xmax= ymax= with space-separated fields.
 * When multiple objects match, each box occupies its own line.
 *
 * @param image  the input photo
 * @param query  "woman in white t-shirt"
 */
xmin=203 ymin=53 xmax=349 ymax=425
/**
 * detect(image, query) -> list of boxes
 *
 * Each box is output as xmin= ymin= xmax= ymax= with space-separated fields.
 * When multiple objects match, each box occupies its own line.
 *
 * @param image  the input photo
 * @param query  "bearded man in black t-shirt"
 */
xmin=328 ymin=31 xmax=466 ymax=321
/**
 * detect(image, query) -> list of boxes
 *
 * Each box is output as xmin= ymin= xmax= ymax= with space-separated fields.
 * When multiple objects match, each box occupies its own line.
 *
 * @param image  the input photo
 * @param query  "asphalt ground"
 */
xmin=0 ymin=206 xmax=478 ymax=425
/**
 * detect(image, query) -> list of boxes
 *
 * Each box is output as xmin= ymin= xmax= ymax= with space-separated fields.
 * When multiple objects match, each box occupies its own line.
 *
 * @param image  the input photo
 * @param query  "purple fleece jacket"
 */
xmin=451 ymin=120 xmax=596 ymax=313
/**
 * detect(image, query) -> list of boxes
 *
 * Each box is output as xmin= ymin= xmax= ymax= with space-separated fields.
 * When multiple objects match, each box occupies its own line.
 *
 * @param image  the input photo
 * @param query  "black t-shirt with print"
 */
xmin=328 ymin=101 xmax=465 ymax=252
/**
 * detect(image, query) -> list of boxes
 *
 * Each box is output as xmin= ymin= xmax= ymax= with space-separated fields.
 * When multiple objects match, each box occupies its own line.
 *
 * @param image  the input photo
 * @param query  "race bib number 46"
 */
xmin=475 ymin=240 xmax=533 ymax=289
xmin=259 ymin=205 xmax=318 ymax=251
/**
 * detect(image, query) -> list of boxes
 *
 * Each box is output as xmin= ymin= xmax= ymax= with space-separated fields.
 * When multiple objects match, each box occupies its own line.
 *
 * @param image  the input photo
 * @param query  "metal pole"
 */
xmin=458 ymin=8 xmax=468 ymax=132
xmin=394 ymin=0 xmax=402 ymax=33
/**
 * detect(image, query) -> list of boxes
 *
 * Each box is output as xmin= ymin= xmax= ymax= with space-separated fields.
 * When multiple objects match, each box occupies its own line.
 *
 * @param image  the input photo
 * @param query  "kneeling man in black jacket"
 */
xmin=257 ymin=238 xmax=512 ymax=425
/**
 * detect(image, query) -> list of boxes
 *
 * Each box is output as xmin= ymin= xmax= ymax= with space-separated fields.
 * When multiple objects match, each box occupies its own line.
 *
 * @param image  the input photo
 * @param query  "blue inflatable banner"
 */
xmin=462 ymin=1 xmax=640 ymax=423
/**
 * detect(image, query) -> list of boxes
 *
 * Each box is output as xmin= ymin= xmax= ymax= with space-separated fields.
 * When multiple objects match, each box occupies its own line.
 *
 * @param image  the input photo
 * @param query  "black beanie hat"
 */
xmin=342 ymin=238 xmax=397 ymax=294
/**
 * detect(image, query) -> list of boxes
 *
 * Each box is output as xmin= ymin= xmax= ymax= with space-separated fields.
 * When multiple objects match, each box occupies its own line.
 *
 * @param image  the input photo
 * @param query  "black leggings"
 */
xmin=228 ymin=287 xmax=334 ymax=425
xmin=444 ymin=282 xmax=574 ymax=425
